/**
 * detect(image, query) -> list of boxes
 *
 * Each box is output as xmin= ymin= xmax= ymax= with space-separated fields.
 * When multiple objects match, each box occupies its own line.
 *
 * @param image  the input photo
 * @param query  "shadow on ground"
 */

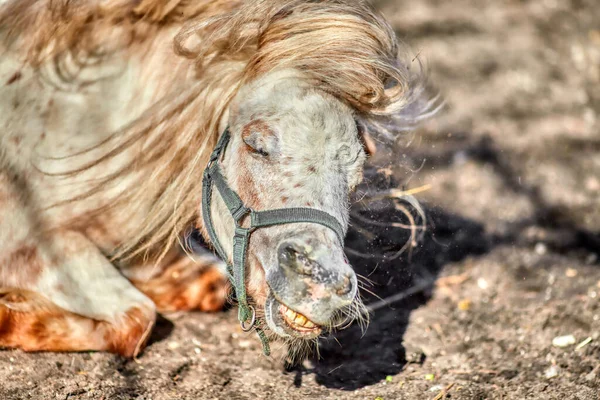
xmin=296 ymin=133 xmax=599 ymax=390
xmin=289 ymin=204 xmax=489 ymax=390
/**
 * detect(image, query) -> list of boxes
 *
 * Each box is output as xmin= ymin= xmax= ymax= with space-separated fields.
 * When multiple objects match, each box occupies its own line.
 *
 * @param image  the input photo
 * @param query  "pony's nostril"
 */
xmin=279 ymin=244 xmax=299 ymax=263
xmin=336 ymin=274 xmax=353 ymax=296
xmin=278 ymin=243 xmax=314 ymax=275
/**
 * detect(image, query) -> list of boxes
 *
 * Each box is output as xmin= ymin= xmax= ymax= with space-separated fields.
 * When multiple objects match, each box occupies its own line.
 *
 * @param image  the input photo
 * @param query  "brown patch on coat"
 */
xmin=0 ymin=245 xmax=43 ymax=287
xmin=5 ymin=71 xmax=21 ymax=85
xmin=131 ymin=257 xmax=228 ymax=313
xmin=82 ymin=218 xmax=122 ymax=250
xmin=241 ymin=119 xmax=274 ymax=143
xmin=54 ymin=283 xmax=66 ymax=294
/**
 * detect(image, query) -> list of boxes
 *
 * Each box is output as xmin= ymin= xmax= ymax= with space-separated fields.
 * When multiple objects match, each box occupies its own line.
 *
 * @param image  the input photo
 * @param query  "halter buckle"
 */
xmin=232 ymin=205 xmax=251 ymax=224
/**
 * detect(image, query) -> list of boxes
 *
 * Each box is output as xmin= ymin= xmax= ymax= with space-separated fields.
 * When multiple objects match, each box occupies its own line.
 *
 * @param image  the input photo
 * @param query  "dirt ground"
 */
xmin=1 ymin=0 xmax=599 ymax=399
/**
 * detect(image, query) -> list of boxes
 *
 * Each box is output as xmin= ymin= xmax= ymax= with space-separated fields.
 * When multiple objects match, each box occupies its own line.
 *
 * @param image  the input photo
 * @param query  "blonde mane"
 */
xmin=0 ymin=0 xmax=429 ymax=263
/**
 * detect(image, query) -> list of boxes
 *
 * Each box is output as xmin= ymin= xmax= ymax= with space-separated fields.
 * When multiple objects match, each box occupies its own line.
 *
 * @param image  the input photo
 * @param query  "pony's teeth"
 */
xmin=279 ymin=303 xmax=319 ymax=331
xmin=304 ymin=320 xmax=315 ymax=328
xmin=294 ymin=314 xmax=307 ymax=326
xmin=285 ymin=308 xmax=297 ymax=321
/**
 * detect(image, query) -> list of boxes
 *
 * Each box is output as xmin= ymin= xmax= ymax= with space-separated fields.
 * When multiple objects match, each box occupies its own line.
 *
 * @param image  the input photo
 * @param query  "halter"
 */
xmin=201 ymin=127 xmax=346 ymax=355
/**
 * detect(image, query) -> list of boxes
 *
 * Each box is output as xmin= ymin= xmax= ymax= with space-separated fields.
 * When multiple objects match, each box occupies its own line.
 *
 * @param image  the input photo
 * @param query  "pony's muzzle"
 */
xmin=266 ymin=237 xmax=357 ymax=329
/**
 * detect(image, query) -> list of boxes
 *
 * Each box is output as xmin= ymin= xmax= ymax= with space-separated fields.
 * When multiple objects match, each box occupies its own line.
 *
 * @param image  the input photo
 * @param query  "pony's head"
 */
xmin=204 ymin=69 xmax=367 ymax=343
xmin=182 ymin=0 xmax=432 ymax=355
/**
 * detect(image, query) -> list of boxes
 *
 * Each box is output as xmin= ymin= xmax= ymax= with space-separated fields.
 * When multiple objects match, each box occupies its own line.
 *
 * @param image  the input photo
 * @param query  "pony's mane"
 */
xmin=0 ymin=0 xmax=433 ymax=263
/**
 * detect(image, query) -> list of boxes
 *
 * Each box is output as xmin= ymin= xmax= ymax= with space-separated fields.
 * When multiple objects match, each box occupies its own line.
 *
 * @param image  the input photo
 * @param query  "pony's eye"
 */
xmin=256 ymin=149 xmax=269 ymax=156
xmin=253 ymin=147 xmax=269 ymax=157
xmin=241 ymin=120 xmax=279 ymax=157
xmin=243 ymin=137 xmax=270 ymax=157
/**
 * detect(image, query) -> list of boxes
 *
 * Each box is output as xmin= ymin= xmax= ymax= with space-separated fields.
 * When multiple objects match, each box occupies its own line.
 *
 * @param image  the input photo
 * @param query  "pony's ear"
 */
xmin=357 ymin=121 xmax=377 ymax=156
xmin=241 ymin=119 xmax=280 ymax=157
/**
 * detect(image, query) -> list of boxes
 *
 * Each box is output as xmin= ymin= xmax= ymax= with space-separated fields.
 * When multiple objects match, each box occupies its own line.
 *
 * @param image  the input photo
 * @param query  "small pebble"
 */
xmin=167 ymin=341 xmax=180 ymax=350
xmin=477 ymin=278 xmax=489 ymax=290
xmin=429 ymin=384 xmax=444 ymax=392
xmin=535 ymin=243 xmax=547 ymax=255
xmin=585 ymin=176 xmax=600 ymax=191
xmin=585 ymin=370 xmax=596 ymax=381
xmin=565 ymin=268 xmax=578 ymax=278
xmin=545 ymin=365 xmax=559 ymax=379
xmin=552 ymin=334 xmax=576 ymax=348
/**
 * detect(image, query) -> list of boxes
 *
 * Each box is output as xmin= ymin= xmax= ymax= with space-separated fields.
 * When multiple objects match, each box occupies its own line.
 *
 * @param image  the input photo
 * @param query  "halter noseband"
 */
xmin=201 ymin=127 xmax=345 ymax=355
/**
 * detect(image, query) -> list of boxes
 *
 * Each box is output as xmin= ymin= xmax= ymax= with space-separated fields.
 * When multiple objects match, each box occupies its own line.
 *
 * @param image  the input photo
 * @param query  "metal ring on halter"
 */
xmin=240 ymin=305 xmax=256 ymax=332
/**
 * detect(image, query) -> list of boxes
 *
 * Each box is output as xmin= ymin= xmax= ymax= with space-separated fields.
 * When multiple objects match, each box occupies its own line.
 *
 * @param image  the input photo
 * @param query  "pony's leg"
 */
xmin=0 ymin=289 xmax=153 ymax=356
xmin=0 ymin=231 xmax=156 ymax=357
xmin=124 ymin=249 xmax=229 ymax=313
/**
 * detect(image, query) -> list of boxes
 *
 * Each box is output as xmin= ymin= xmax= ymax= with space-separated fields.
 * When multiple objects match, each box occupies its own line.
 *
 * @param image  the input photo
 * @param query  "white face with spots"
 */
xmin=206 ymin=69 xmax=367 ymax=341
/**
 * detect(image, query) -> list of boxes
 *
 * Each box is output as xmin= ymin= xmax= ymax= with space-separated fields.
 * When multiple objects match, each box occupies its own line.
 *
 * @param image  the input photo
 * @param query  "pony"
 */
xmin=0 ymin=0 xmax=431 ymax=358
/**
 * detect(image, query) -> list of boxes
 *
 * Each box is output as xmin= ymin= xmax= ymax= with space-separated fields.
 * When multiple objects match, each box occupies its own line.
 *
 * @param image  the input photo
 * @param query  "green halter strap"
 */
xmin=201 ymin=128 xmax=345 ymax=356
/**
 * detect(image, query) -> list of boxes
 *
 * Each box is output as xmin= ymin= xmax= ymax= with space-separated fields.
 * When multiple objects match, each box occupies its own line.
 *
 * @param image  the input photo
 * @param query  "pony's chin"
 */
xmin=264 ymin=293 xmax=322 ymax=339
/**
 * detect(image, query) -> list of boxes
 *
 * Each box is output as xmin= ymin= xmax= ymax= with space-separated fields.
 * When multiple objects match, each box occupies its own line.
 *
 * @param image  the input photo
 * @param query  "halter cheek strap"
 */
xmin=201 ymin=127 xmax=345 ymax=356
